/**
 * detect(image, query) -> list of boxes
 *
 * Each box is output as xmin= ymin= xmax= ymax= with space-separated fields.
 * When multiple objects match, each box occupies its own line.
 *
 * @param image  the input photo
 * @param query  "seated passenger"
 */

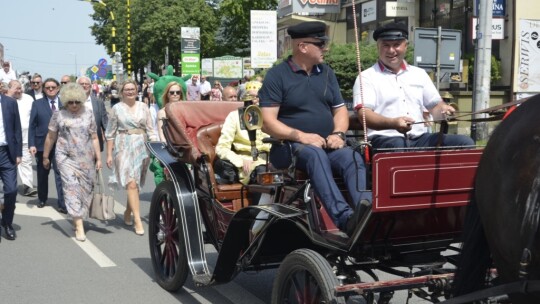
xmin=353 ymin=22 xmax=474 ymax=150
xmin=258 ymin=21 xmax=370 ymax=237
xmin=216 ymin=81 xmax=270 ymax=184
xmin=151 ymin=82 xmax=183 ymax=185
xmin=157 ymin=82 xmax=183 ymax=142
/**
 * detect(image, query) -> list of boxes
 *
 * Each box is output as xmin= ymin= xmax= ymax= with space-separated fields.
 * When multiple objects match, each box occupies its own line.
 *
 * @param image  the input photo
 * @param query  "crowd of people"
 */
xmin=0 ymin=20 xmax=474 ymax=242
xmin=0 ymin=67 xmax=161 ymax=242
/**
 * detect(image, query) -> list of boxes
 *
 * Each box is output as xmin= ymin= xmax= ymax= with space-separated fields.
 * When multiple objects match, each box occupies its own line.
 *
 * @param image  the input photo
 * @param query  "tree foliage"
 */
xmin=89 ymin=0 xmax=219 ymax=77
xmin=217 ymin=0 xmax=278 ymax=57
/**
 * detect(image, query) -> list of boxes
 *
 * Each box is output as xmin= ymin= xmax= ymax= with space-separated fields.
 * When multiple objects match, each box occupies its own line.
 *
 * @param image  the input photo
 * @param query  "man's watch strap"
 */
xmin=331 ymin=131 xmax=346 ymax=141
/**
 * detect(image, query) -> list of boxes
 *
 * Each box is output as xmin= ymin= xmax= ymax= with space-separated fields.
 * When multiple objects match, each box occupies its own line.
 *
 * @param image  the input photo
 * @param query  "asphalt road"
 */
xmin=0 ymin=154 xmax=276 ymax=304
xmin=1 ymin=150 xmax=442 ymax=304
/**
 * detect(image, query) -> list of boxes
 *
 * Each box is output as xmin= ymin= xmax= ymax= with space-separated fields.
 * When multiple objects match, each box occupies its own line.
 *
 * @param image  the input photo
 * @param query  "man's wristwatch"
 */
xmin=331 ymin=131 xmax=346 ymax=141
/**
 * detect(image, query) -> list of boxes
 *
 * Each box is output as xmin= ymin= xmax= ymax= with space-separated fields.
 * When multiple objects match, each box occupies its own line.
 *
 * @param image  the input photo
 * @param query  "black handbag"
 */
xmin=214 ymin=158 xmax=239 ymax=184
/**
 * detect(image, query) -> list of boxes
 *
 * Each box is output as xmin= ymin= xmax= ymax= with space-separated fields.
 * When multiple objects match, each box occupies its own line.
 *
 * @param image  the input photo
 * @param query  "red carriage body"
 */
xmin=146 ymin=101 xmax=482 ymax=303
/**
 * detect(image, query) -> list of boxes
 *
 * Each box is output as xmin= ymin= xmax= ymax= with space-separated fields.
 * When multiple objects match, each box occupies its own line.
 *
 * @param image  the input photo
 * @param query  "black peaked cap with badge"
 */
xmin=287 ymin=21 xmax=329 ymax=41
xmin=373 ymin=22 xmax=408 ymax=41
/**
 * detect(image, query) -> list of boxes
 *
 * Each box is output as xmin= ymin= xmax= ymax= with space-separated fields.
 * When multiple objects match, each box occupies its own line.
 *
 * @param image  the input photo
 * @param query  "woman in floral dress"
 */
xmin=43 ymin=83 xmax=102 ymax=242
xmin=105 ymin=80 xmax=157 ymax=235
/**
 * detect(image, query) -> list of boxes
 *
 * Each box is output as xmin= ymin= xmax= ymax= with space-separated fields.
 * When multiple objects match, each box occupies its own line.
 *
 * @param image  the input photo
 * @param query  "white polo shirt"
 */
xmin=353 ymin=61 xmax=441 ymax=138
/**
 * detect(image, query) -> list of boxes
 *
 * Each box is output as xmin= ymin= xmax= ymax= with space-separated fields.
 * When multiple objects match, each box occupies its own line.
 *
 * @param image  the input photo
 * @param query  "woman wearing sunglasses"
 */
xmin=157 ymin=82 xmax=183 ymax=142
xmin=105 ymin=80 xmax=158 ymax=236
xmin=149 ymin=82 xmax=185 ymax=186
xmin=42 ymin=83 xmax=102 ymax=242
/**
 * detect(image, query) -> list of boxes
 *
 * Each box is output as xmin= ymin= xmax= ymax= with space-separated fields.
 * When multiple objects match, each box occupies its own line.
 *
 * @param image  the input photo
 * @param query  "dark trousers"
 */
xmin=35 ymin=150 xmax=65 ymax=208
xmin=0 ymin=147 xmax=18 ymax=226
xmin=270 ymin=143 xmax=369 ymax=230
xmin=370 ymin=133 xmax=475 ymax=151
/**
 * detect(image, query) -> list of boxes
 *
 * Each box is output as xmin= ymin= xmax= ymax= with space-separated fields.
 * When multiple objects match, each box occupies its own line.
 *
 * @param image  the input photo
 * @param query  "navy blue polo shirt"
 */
xmin=259 ymin=56 xmax=345 ymax=138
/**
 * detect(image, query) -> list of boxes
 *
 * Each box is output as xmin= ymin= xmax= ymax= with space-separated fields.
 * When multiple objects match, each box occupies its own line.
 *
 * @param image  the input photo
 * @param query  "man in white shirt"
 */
xmin=199 ymin=75 xmax=211 ymax=100
xmin=7 ymin=80 xmax=37 ymax=196
xmin=0 ymin=61 xmax=17 ymax=83
xmin=353 ymin=22 xmax=474 ymax=150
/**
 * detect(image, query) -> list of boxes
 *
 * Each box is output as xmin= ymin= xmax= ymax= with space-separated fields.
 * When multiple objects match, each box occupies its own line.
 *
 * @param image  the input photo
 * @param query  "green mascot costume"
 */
xmin=148 ymin=65 xmax=191 ymax=185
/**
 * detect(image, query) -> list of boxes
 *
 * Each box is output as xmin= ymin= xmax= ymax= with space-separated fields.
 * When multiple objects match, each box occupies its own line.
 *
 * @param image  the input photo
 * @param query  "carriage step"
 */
xmin=192 ymin=274 xmax=213 ymax=287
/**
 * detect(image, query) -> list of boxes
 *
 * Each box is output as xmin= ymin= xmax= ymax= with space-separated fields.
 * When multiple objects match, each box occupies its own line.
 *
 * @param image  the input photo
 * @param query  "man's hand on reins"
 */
xmin=395 ymin=116 xmax=414 ymax=134
xmin=432 ymin=102 xmax=457 ymax=121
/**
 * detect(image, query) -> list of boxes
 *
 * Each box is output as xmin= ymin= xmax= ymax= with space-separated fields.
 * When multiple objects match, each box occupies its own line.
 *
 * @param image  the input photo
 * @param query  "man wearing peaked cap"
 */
xmin=352 ymin=22 xmax=474 ymax=151
xmin=372 ymin=22 xmax=408 ymax=41
xmin=287 ymin=21 xmax=329 ymax=41
xmin=258 ymin=21 xmax=370 ymax=237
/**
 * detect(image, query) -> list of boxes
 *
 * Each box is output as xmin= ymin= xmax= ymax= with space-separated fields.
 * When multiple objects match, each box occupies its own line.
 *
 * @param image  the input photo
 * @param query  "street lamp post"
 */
xmin=126 ymin=0 xmax=132 ymax=79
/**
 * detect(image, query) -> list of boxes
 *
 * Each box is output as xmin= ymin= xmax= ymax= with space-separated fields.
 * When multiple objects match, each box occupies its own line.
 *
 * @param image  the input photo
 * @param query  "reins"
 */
xmin=411 ymin=96 xmax=531 ymax=126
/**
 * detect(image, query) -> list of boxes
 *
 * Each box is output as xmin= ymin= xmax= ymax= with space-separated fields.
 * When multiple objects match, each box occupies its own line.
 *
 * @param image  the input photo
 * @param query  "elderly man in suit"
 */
xmin=0 ymin=91 xmax=23 ymax=241
xmin=28 ymin=78 xmax=66 ymax=213
xmin=77 ymin=76 xmax=108 ymax=151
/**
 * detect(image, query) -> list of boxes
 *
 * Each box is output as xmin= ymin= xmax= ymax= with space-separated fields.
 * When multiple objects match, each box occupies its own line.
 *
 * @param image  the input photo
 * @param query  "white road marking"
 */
xmin=214 ymin=281 xmax=266 ymax=304
xmin=183 ymin=287 xmax=213 ymax=303
xmin=16 ymin=204 xmax=265 ymax=302
xmin=15 ymin=203 xmax=117 ymax=267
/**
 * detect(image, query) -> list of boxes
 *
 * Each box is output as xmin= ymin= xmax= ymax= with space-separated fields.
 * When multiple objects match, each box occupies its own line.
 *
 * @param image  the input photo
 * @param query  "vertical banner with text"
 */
xmin=250 ymin=10 xmax=277 ymax=69
xmin=516 ymin=19 xmax=540 ymax=93
xmin=181 ymin=27 xmax=201 ymax=76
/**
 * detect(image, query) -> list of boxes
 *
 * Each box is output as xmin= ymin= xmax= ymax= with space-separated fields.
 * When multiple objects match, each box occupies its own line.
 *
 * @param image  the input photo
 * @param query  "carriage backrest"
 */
xmin=164 ymin=101 xmax=243 ymax=163
xmin=196 ymin=123 xmax=224 ymax=165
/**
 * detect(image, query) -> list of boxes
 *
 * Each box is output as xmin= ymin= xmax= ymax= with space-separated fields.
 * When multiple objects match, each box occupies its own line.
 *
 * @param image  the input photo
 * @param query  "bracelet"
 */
xmin=331 ymin=131 xmax=346 ymax=141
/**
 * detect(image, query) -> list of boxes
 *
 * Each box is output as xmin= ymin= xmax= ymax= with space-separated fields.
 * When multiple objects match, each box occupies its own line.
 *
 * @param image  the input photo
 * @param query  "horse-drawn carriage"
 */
xmin=146 ymin=100 xmax=491 ymax=303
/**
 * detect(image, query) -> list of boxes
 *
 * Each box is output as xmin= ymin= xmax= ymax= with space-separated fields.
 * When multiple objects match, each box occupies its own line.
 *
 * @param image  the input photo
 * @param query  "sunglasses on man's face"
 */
xmin=61 ymin=82 xmax=68 ymax=84
xmin=67 ymin=101 xmax=82 ymax=105
xmin=301 ymin=40 xmax=327 ymax=49
xmin=168 ymin=90 xmax=182 ymax=96
xmin=44 ymin=86 xmax=58 ymax=90
xmin=32 ymin=82 xmax=41 ymax=85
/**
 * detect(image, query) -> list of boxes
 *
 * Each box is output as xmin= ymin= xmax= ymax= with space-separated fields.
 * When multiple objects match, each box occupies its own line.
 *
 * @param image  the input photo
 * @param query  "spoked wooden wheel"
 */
xmin=271 ymin=249 xmax=345 ymax=304
xmin=149 ymin=181 xmax=188 ymax=291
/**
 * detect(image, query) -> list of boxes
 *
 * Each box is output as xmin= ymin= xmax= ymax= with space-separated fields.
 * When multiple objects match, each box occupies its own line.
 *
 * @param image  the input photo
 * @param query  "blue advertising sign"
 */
xmin=474 ymin=0 xmax=506 ymax=17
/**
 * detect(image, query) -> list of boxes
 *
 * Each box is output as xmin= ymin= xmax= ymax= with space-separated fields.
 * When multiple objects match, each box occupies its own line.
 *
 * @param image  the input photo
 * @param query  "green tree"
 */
xmin=89 ymin=0 xmax=218 ymax=77
xmin=217 ymin=0 xmax=278 ymax=57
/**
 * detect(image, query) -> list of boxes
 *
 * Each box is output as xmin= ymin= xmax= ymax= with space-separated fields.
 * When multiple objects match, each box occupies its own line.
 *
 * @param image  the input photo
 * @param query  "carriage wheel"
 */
xmin=149 ymin=181 xmax=189 ymax=291
xmin=271 ymin=249 xmax=346 ymax=304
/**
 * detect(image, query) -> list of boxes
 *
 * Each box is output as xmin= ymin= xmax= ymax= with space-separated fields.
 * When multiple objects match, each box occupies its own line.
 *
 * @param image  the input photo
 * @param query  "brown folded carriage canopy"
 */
xmin=164 ymin=101 xmax=244 ymax=164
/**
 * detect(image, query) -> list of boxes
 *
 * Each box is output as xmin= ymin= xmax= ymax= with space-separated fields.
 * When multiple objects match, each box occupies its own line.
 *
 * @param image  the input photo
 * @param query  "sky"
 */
xmin=1 ymin=0 xmax=111 ymax=80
